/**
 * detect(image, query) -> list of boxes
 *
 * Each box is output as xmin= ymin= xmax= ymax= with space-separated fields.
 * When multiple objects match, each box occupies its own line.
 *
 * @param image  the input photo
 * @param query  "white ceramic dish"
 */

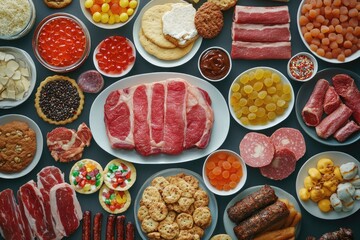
xmin=228 ymin=67 xmax=295 ymax=131
xmin=0 ymin=114 xmax=43 ymax=179
xmin=202 ymin=149 xmax=247 ymax=196
xmin=89 ymin=72 xmax=230 ymax=164
xmin=297 ymin=0 xmax=360 ymax=64
xmin=287 ymin=52 xmax=318 ymax=82
xmin=0 ymin=47 xmax=36 ymax=109
xmin=296 ymin=151 xmax=360 ymax=219
xmin=223 ymin=185 xmax=301 ymax=239
xmin=134 ymin=168 xmax=218 ymax=240
xmin=132 ymin=0 xmax=202 ymax=68
xmin=295 ymin=68 xmax=360 ymax=146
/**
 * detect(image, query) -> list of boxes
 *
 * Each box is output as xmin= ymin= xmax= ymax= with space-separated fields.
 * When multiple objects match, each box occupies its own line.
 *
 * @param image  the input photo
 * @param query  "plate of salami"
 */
xmin=295 ymin=68 xmax=360 ymax=146
xmin=89 ymin=72 xmax=230 ymax=164
xmin=223 ymin=185 xmax=301 ymax=240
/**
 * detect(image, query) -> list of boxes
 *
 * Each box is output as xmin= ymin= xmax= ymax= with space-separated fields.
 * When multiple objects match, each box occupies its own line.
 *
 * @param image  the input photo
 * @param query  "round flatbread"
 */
xmin=210 ymin=234 xmax=232 ymax=240
xmin=103 ymin=159 xmax=137 ymax=191
xmin=99 ymin=184 xmax=131 ymax=214
xmin=69 ymin=159 xmax=103 ymax=194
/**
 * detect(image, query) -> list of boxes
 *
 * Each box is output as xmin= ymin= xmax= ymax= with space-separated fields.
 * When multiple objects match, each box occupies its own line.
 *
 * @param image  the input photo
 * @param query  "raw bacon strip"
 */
xmin=260 ymin=148 xmax=297 ymax=180
xmin=239 ymin=132 xmax=274 ymax=168
xmin=315 ymin=104 xmax=353 ymax=139
xmin=302 ymin=79 xmax=329 ymax=126
xmin=324 ymin=86 xmax=341 ymax=115
xmin=334 ymin=121 xmax=360 ymax=142
xmin=332 ymin=74 xmax=360 ymax=124
xmin=231 ymin=41 xmax=291 ymax=60
xmin=234 ymin=5 xmax=290 ymax=24
xmin=232 ymin=23 xmax=291 ymax=42
xmin=270 ymin=128 xmax=306 ymax=161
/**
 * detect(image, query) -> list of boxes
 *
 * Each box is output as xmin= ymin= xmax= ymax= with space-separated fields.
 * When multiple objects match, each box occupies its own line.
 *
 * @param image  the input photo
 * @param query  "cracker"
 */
xmin=178 ymin=197 xmax=195 ymax=212
xmin=158 ymin=222 xmax=180 ymax=240
xmin=142 ymin=216 xmax=160 ymax=233
xmin=149 ymin=202 xmax=169 ymax=221
xmin=176 ymin=213 xmax=194 ymax=230
xmin=194 ymin=189 xmax=209 ymax=208
xmin=43 ymin=0 xmax=72 ymax=8
xmin=207 ymin=0 xmax=237 ymax=11
xmin=162 ymin=184 xmax=182 ymax=204
xmin=195 ymin=2 xmax=224 ymax=39
xmin=137 ymin=205 xmax=149 ymax=222
xmin=193 ymin=207 xmax=211 ymax=228
xmin=151 ymin=176 xmax=170 ymax=193
xmin=142 ymin=186 xmax=162 ymax=207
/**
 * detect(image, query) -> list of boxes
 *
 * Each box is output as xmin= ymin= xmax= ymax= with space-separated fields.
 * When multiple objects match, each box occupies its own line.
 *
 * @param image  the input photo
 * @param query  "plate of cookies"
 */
xmin=132 ymin=0 xmax=202 ymax=68
xmin=0 ymin=114 xmax=43 ymax=179
xmin=134 ymin=168 xmax=218 ymax=240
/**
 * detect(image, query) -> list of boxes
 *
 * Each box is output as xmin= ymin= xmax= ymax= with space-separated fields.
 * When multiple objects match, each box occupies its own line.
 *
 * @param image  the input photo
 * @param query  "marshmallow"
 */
xmin=330 ymin=193 xmax=343 ymax=212
xmin=340 ymin=162 xmax=358 ymax=180
xmin=337 ymin=182 xmax=355 ymax=201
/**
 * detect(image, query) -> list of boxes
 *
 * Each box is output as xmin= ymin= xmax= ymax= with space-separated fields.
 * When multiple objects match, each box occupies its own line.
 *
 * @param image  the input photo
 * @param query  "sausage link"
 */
xmin=116 ymin=215 xmax=126 ymax=240
xmin=82 ymin=211 xmax=91 ymax=240
xmin=106 ymin=214 xmax=116 ymax=240
xmin=125 ymin=222 xmax=135 ymax=240
xmin=93 ymin=212 xmax=103 ymax=240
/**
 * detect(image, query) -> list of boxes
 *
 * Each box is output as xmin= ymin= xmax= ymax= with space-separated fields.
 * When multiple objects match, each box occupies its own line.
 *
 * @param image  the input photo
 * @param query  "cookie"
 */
xmin=142 ymin=186 xmax=163 ymax=207
xmin=207 ymin=0 xmax=236 ymax=11
xmin=162 ymin=184 xmax=182 ymax=204
xmin=194 ymin=189 xmax=209 ymax=208
xmin=176 ymin=213 xmax=193 ymax=230
xmin=142 ymin=216 xmax=159 ymax=233
xmin=0 ymin=121 xmax=36 ymax=173
xmin=195 ymin=2 xmax=224 ymax=39
xmin=103 ymin=159 xmax=136 ymax=191
xmin=151 ymin=176 xmax=170 ymax=193
xmin=158 ymin=221 xmax=179 ymax=240
xmin=43 ymin=0 xmax=72 ymax=8
xmin=210 ymin=234 xmax=232 ymax=240
xmin=138 ymin=205 xmax=149 ymax=222
xmin=149 ymin=202 xmax=168 ymax=221
xmin=192 ymin=207 xmax=211 ymax=228
xmin=178 ymin=197 xmax=195 ymax=212
xmin=69 ymin=159 xmax=103 ymax=194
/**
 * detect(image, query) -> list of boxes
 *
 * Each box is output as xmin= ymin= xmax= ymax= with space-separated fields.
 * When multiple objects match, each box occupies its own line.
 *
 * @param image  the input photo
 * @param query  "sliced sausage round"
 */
xmin=77 ymin=70 xmax=104 ymax=93
xmin=260 ymin=148 xmax=297 ymax=180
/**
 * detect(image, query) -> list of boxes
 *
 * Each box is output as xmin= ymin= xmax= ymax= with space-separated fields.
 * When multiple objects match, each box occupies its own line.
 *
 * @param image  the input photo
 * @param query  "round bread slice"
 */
xmin=195 ymin=2 xmax=224 ymax=39
xmin=99 ymin=184 xmax=131 ymax=214
xmin=69 ymin=159 xmax=104 ymax=194
xmin=103 ymin=159 xmax=137 ymax=191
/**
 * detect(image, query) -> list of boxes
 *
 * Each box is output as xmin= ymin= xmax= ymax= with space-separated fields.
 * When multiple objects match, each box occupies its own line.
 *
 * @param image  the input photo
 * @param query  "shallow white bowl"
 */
xmin=202 ymin=149 xmax=247 ymax=196
xmin=287 ymin=52 xmax=318 ymax=83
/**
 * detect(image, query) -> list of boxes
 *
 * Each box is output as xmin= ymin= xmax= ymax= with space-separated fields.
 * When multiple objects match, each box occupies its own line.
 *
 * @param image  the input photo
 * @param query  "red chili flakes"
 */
xmin=37 ymin=17 xmax=86 ymax=67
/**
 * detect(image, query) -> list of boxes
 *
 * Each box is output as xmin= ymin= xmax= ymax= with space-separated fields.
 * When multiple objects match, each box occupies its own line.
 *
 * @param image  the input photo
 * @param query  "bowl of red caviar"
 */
xmin=93 ymin=36 xmax=136 ymax=78
xmin=287 ymin=52 xmax=318 ymax=82
xmin=32 ymin=13 xmax=91 ymax=73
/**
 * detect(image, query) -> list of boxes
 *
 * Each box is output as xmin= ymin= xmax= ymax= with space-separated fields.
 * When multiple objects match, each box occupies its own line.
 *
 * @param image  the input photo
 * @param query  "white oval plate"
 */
xmin=223 ymin=185 xmax=301 ymax=239
xmin=89 ymin=72 xmax=230 ymax=164
xmin=132 ymin=0 xmax=202 ymax=68
xmin=296 ymin=151 xmax=360 ymax=220
xmin=0 ymin=114 xmax=43 ymax=179
xmin=0 ymin=47 xmax=36 ymax=109
xmin=134 ymin=168 xmax=218 ymax=240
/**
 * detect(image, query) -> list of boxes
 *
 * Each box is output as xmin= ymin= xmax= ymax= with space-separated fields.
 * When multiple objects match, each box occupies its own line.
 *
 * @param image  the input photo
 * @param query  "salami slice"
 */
xmin=239 ymin=132 xmax=274 ymax=168
xmin=270 ymin=127 xmax=306 ymax=161
xmin=260 ymin=148 xmax=296 ymax=180
xmin=77 ymin=70 xmax=104 ymax=93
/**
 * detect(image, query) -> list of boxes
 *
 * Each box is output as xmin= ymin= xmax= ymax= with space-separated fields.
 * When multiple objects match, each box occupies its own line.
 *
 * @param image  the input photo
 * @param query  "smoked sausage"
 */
xmin=125 ymin=222 xmax=135 ymax=240
xmin=116 ymin=215 xmax=125 ymax=240
xmin=106 ymin=214 xmax=116 ymax=240
xmin=93 ymin=212 xmax=103 ymax=240
xmin=82 ymin=211 xmax=91 ymax=240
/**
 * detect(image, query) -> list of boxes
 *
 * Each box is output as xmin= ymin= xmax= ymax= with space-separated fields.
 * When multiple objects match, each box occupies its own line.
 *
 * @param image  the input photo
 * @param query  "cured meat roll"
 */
xmin=302 ymin=79 xmax=329 ymax=126
xmin=231 ymin=23 xmax=291 ymax=42
xmin=333 ymin=121 xmax=360 ymax=142
xmin=233 ymin=6 xmax=290 ymax=24
xmin=231 ymin=41 xmax=291 ymax=60
xmin=227 ymin=185 xmax=277 ymax=223
xmin=323 ymin=86 xmax=341 ymax=115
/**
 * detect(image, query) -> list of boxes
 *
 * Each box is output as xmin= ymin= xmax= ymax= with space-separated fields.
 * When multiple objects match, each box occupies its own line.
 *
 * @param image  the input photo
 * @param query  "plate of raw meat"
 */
xmin=295 ymin=68 xmax=360 ymax=146
xmin=89 ymin=72 xmax=230 ymax=164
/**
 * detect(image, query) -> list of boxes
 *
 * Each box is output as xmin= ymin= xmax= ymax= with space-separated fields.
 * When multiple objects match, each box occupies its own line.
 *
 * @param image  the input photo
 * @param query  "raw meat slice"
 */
xmin=231 ymin=41 xmax=291 ymax=60
xmin=150 ymin=82 xmax=165 ymax=152
xmin=315 ymin=104 xmax=353 ymax=139
xmin=232 ymin=23 xmax=291 ymax=42
xmin=334 ymin=121 xmax=360 ymax=142
xmin=324 ymin=86 xmax=341 ymax=115
xmin=239 ymin=132 xmax=274 ymax=168
xmin=260 ymin=148 xmax=297 ymax=180
xmin=50 ymin=183 xmax=82 ymax=237
xmin=270 ymin=127 xmax=306 ymax=161
xmin=332 ymin=74 xmax=360 ymax=124
xmin=234 ymin=6 xmax=290 ymax=24
xmin=77 ymin=70 xmax=104 ymax=93
xmin=0 ymin=189 xmax=33 ymax=240
xmin=302 ymin=79 xmax=329 ymax=126
xmin=76 ymin=123 xmax=92 ymax=147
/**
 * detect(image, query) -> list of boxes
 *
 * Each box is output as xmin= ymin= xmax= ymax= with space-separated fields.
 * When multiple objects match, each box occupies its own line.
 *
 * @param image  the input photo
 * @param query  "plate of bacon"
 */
xmin=89 ymin=72 xmax=230 ymax=164
xmin=295 ymin=68 xmax=360 ymax=146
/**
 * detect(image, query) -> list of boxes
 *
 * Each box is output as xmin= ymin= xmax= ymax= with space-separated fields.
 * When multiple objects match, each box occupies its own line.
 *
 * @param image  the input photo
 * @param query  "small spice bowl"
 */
xmin=202 ymin=149 xmax=247 ymax=196
xmin=287 ymin=52 xmax=318 ymax=82
xmin=198 ymin=46 xmax=232 ymax=82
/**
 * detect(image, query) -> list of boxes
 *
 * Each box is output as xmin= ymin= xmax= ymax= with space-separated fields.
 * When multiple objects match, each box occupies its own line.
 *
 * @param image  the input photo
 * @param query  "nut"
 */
xmin=14 ymin=157 xmax=21 ymax=163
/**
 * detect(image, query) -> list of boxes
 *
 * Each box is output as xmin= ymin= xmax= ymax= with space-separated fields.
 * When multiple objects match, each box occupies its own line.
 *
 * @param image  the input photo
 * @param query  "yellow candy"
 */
xmin=108 ymin=14 xmax=115 ymax=24
xmin=101 ymin=3 xmax=110 ymax=12
xmin=239 ymin=98 xmax=247 ymax=107
xmin=240 ymin=117 xmax=250 ymax=125
xmin=283 ymin=84 xmax=291 ymax=94
xmin=265 ymin=103 xmax=276 ymax=112
xmin=239 ymin=74 xmax=249 ymax=84
xmin=272 ymin=73 xmax=281 ymax=83
xmin=277 ymin=99 xmax=286 ymax=107
xmin=129 ymin=0 xmax=138 ymax=8
xmin=232 ymin=92 xmax=242 ymax=100
xmin=241 ymin=106 xmax=249 ymax=115
xmin=249 ymin=105 xmax=258 ymax=113
xmin=267 ymin=111 xmax=276 ymax=120
xmin=248 ymin=113 xmax=256 ymax=120
xmin=254 ymin=98 xmax=264 ymax=107
xmin=258 ymin=91 xmax=267 ymax=99
xmin=119 ymin=12 xmax=129 ymax=22
xmin=84 ymin=0 xmax=94 ymax=8
xmin=93 ymin=12 xmax=102 ymax=22
xmin=248 ymin=91 xmax=258 ymax=100
xmin=256 ymin=107 xmax=266 ymax=117
xmin=253 ymin=81 xmax=264 ymax=91
xmin=114 ymin=14 xmax=121 ymax=23
xmin=254 ymin=68 xmax=264 ymax=80
xmin=264 ymin=78 xmax=273 ymax=87
xmin=101 ymin=13 xmax=109 ymax=23
xmin=243 ymin=85 xmax=253 ymax=94
xmin=235 ymin=110 xmax=242 ymax=118
xmin=267 ymin=86 xmax=277 ymax=94
xmin=231 ymin=83 xmax=240 ymax=92
xmin=120 ymin=0 xmax=129 ymax=8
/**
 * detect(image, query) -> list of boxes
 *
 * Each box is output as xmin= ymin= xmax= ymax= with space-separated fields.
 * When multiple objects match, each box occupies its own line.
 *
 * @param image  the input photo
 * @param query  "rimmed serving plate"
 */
xmin=134 ymin=168 xmax=218 ymax=240
xmin=295 ymin=68 xmax=360 ymax=146
xmin=89 ymin=72 xmax=230 ymax=164
xmin=0 ymin=114 xmax=43 ymax=179
xmin=132 ymin=0 xmax=202 ymax=68
xmin=296 ymin=151 xmax=360 ymax=220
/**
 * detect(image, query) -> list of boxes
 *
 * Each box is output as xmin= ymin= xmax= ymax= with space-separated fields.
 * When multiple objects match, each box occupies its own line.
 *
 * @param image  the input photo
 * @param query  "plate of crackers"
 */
xmin=132 ymin=0 xmax=202 ymax=68
xmin=0 ymin=114 xmax=43 ymax=179
xmin=134 ymin=168 xmax=218 ymax=240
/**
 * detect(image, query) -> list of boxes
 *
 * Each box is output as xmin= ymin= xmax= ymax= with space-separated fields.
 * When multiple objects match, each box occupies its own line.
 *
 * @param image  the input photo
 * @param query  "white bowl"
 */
xmin=202 ymin=149 xmax=247 ymax=196
xmin=228 ymin=67 xmax=295 ymax=131
xmin=198 ymin=46 xmax=232 ymax=82
xmin=287 ymin=52 xmax=318 ymax=82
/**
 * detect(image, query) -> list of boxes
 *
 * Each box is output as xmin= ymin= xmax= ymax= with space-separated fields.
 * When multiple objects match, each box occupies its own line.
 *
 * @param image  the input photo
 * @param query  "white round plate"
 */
xmin=89 ymin=72 xmax=230 ymax=164
xmin=223 ymin=185 xmax=301 ymax=239
xmin=228 ymin=67 xmax=295 ymax=130
xmin=0 ymin=114 xmax=43 ymax=179
xmin=132 ymin=0 xmax=202 ymax=68
xmin=295 ymin=68 xmax=360 ymax=146
xmin=0 ymin=47 xmax=36 ymax=109
xmin=296 ymin=151 xmax=360 ymax=220
xmin=297 ymin=0 xmax=360 ymax=64
xmin=134 ymin=168 xmax=218 ymax=240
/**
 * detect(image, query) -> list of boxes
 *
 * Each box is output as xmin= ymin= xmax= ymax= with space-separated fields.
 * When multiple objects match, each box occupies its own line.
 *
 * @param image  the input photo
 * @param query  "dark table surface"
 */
xmin=1 ymin=0 xmax=360 ymax=239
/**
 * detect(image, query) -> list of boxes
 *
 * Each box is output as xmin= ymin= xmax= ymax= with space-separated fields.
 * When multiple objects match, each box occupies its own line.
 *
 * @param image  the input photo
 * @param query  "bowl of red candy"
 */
xmin=32 ymin=13 xmax=91 ymax=73
xmin=93 ymin=36 xmax=136 ymax=78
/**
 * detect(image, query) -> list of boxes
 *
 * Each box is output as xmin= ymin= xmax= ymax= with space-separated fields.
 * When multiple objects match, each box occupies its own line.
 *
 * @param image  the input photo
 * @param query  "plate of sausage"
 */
xmin=295 ymin=68 xmax=360 ymax=146
xmin=223 ymin=185 xmax=301 ymax=240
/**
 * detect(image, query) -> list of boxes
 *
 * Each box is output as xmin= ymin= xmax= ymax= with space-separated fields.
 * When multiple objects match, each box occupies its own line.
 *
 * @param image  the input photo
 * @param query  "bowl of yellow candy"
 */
xmin=80 ymin=0 xmax=139 ymax=29
xmin=228 ymin=67 xmax=294 ymax=130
